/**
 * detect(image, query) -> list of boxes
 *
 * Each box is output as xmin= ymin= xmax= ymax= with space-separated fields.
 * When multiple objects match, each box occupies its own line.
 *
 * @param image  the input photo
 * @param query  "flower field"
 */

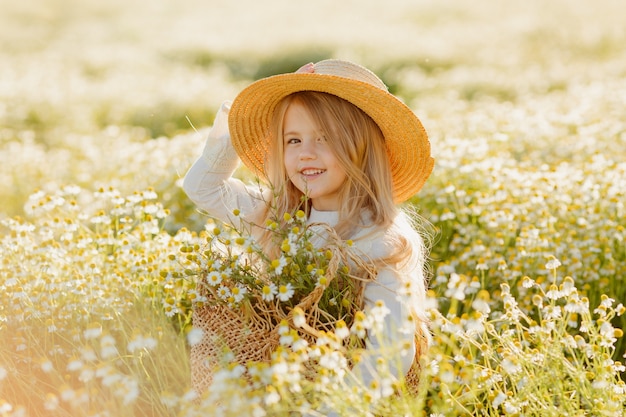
xmin=1 ymin=0 xmax=625 ymax=415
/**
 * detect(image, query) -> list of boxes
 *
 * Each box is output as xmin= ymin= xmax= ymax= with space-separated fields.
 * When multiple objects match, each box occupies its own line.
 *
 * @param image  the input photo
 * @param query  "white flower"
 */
xmin=445 ymin=273 xmax=467 ymax=301
xmin=599 ymin=321 xmax=617 ymax=347
xmin=272 ymin=256 xmax=288 ymax=275
xmin=427 ymin=359 xmax=439 ymax=374
xmin=350 ymin=312 xmax=369 ymax=338
xmin=216 ymin=285 xmax=231 ymax=300
xmin=292 ymin=338 xmax=309 ymax=354
xmin=271 ymin=359 xmax=289 ymax=381
xmin=231 ymin=284 xmax=247 ymax=303
xmin=368 ymin=300 xmax=391 ymax=331
xmin=206 ymin=270 xmax=222 ymax=286
xmin=187 ymin=327 xmax=204 ymax=346
xmin=501 ymin=357 xmax=521 ymax=375
xmin=613 ymin=361 xmax=626 ymax=373
xmin=264 ymin=387 xmax=281 ymax=406
xmin=503 ymin=401 xmax=520 ymax=414
xmin=530 ymin=352 xmax=545 ymax=365
xmin=40 ymin=359 xmax=54 ymax=373
xmin=561 ymin=277 xmax=576 ymax=296
xmin=545 ymin=257 xmax=561 ymax=270
xmin=211 ymin=362 xmax=246 ymax=390
xmin=279 ymin=329 xmax=296 ymax=346
xmin=80 ymin=347 xmax=97 ymax=362
xmin=100 ymin=334 xmax=119 ymax=359
xmin=542 ymin=304 xmax=563 ymax=320
xmin=368 ymin=377 xmax=394 ymax=402
xmin=334 ymin=320 xmax=350 ymax=340
xmin=319 ymin=350 xmax=346 ymax=373
xmin=120 ymin=376 xmax=140 ymax=405
xmin=600 ymin=296 xmax=615 ymax=309
xmin=475 ymin=262 xmax=488 ymax=271
xmin=60 ymin=387 xmax=76 ymax=402
xmin=545 ymin=284 xmax=563 ymax=300
xmin=522 ymin=276 xmax=535 ymax=288
xmin=262 ymin=283 xmax=277 ymax=301
xmin=44 ymin=393 xmax=59 ymax=411
xmin=592 ymin=378 xmax=609 ymax=389
xmin=472 ymin=298 xmax=491 ymax=314
xmin=465 ymin=315 xmax=485 ymax=335
xmin=493 ymin=392 xmax=507 ymax=408
xmin=127 ymin=335 xmax=158 ymax=353
xmin=83 ymin=324 xmax=102 ymax=340
xmin=285 ymin=235 xmax=299 ymax=256
xmin=292 ymin=307 xmax=306 ymax=328
xmin=565 ymin=294 xmax=588 ymax=314
xmin=315 ymin=274 xmax=328 ymax=289
xmin=277 ymin=283 xmax=295 ymax=302
xmin=67 ymin=358 xmax=84 ymax=371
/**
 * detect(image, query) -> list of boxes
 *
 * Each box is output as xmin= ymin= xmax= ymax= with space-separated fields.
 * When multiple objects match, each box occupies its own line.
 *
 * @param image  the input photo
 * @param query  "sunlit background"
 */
xmin=1 ymin=0 xmax=625 ymax=415
xmin=2 ymin=0 xmax=625 ymax=219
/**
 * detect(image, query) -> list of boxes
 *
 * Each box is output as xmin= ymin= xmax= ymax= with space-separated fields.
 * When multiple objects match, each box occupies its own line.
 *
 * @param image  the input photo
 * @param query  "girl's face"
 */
xmin=282 ymin=101 xmax=347 ymax=211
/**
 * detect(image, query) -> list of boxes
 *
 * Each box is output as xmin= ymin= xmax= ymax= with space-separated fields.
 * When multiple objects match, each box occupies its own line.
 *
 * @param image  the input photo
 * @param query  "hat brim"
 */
xmin=228 ymin=72 xmax=434 ymax=203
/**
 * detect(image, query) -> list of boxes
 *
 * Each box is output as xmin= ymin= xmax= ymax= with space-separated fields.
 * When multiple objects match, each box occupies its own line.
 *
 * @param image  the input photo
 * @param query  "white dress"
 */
xmin=183 ymin=102 xmax=417 ymax=386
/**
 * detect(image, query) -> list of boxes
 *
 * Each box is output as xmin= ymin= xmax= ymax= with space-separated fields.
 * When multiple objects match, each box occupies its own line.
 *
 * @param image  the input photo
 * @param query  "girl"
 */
xmin=183 ymin=59 xmax=434 ymax=393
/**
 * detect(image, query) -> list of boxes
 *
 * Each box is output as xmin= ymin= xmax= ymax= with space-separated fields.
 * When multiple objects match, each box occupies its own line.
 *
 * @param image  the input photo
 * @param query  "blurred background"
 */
xmin=1 ymin=0 xmax=625 ymax=222
xmin=2 ymin=0 xmax=626 ymax=396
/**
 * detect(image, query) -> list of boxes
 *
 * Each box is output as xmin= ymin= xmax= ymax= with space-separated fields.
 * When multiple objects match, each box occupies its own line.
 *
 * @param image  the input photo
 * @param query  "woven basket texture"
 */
xmin=190 ymin=224 xmax=426 ymax=394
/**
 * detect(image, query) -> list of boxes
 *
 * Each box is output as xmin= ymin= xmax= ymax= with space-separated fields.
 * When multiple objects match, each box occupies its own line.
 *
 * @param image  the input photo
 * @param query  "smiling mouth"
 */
xmin=300 ymin=169 xmax=326 ymax=177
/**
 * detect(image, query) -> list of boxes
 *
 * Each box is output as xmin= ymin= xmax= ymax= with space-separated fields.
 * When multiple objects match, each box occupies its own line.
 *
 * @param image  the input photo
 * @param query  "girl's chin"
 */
xmin=293 ymin=183 xmax=314 ymax=197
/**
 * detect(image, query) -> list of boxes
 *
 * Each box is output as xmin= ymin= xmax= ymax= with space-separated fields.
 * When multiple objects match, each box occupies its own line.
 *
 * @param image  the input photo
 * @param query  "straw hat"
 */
xmin=228 ymin=59 xmax=434 ymax=202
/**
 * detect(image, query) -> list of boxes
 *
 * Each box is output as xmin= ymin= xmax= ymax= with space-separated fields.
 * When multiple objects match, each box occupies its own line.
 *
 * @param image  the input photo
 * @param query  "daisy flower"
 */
xmin=206 ymin=270 xmax=222 ymax=286
xmin=231 ymin=284 xmax=247 ymax=303
xmin=272 ymin=256 xmax=288 ymax=275
xmin=217 ymin=285 xmax=231 ymax=300
xmin=262 ymin=283 xmax=277 ymax=301
xmin=277 ymin=283 xmax=295 ymax=302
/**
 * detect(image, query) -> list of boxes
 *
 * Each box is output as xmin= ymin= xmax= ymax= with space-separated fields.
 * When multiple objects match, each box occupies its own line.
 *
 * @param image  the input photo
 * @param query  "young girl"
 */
xmin=183 ymin=59 xmax=434 ymax=393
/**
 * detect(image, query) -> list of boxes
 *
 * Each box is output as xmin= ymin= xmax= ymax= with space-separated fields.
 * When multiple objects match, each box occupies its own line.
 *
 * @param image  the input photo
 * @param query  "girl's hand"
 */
xmin=295 ymin=62 xmax=315 ymax=74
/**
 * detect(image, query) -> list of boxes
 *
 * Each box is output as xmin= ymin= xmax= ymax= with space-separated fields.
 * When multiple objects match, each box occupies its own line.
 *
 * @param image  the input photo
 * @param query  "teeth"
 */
xmin=301 ymin=169 xmax=324 ymax=175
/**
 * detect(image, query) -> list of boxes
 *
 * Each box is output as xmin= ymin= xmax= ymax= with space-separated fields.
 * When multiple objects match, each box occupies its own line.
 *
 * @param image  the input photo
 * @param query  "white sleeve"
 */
xmin=351 ymin=267 xmax=416 ymax=387
xmin=182 ymin=101 xmax=265 ymax=226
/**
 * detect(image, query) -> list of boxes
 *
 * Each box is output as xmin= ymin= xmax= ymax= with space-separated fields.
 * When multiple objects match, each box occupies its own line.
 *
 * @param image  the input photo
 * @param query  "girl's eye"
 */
xmin=285 ymin=137 xmax=300 ymax=145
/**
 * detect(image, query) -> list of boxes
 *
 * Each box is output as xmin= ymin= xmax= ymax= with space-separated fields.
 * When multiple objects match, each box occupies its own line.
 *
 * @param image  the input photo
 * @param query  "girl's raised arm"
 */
xmin=183 ymin=101 xmax=264 ymax=227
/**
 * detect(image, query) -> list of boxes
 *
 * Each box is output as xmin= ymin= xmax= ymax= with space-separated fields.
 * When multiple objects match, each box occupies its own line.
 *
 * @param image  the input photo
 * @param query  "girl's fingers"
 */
xmin=295 ymin=62 xmax=315 ymax=74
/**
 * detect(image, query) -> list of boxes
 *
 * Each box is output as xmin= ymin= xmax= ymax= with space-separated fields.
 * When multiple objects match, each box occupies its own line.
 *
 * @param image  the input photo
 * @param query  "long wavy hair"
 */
xmin=251 ymin=91 xmax=430 ymax=328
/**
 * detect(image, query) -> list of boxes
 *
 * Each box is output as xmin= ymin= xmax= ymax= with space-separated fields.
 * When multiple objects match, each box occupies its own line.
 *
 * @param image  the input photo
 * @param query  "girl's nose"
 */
xmin=299 ymin=141 xmax=316 ymax=160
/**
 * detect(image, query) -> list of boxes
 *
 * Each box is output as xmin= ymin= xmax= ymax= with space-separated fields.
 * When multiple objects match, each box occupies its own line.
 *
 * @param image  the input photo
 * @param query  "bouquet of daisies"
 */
xmin=184 ymin=208 xmax=375 ymax=392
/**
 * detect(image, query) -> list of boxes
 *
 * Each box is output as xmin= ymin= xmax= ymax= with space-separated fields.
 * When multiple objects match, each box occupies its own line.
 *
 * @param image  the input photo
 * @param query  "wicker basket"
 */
xmin=190 ymin=301 xmax=279 ymax=393
xmin=189 ymin=226 xmax=426 ymax=394
xmin=190 ymin=300 xmax=428 ymax=395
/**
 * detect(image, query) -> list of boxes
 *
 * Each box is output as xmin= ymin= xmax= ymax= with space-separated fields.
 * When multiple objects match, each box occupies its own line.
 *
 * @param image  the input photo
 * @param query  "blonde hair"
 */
xmin=264 ymin=92 xmax=395 ymax=232
xmin=251 ymin=91 xmax=430 ymax=324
